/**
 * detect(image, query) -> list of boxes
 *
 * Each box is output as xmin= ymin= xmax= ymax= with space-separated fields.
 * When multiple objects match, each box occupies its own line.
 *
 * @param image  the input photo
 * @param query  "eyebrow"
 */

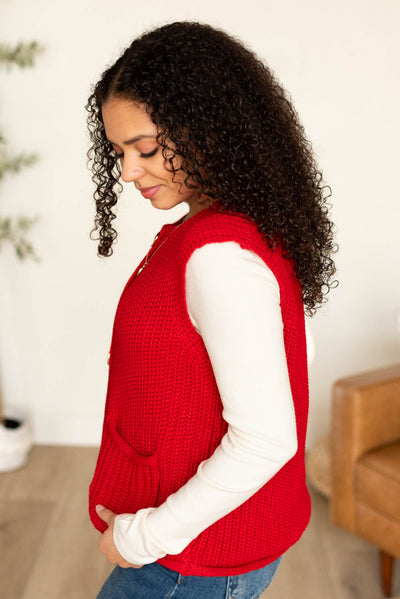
xmin=109 ymin=134 xmax=157 ymax=146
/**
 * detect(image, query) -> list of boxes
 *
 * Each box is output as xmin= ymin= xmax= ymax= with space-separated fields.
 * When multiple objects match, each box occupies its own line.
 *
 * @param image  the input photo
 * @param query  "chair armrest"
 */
xmin=330 ymin=364 xmax=400 ymax=531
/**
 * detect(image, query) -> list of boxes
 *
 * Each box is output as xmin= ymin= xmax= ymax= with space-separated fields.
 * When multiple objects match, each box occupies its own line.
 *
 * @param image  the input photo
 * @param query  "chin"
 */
xmin=150 ymin=198 xmax=187 ymax=211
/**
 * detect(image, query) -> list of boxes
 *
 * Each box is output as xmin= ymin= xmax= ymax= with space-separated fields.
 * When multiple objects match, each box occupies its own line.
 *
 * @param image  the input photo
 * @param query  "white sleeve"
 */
xmin=113 ymin=242 xmax=301 ymax=565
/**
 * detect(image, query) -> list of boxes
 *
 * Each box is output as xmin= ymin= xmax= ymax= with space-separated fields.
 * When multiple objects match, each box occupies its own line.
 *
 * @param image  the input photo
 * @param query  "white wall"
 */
xmin=0 ymin=0 xmax=399 ymax=446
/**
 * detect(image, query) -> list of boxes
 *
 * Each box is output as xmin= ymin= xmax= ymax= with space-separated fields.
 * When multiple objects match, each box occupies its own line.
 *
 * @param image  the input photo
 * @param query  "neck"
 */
xmin=184 ymin=197 xmax=214 ymax=222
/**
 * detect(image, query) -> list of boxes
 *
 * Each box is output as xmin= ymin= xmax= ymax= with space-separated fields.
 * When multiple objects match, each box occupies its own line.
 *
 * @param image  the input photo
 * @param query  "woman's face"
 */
xmin=102 ymin=97 xmax=206 ymax=214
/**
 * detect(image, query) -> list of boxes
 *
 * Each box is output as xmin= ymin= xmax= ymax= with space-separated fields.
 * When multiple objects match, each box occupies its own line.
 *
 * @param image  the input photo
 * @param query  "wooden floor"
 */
xmin=0 ymin=446 xmax=399 ymax=599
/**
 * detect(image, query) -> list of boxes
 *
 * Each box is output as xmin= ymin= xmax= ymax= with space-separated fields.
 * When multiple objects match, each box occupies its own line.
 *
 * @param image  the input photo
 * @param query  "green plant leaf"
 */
xmin=0 ymin=41 xmax=44 ymax=69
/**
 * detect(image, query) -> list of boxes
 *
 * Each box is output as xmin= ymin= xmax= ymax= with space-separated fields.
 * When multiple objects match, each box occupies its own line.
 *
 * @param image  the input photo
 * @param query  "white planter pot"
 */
xmin=0 ymin=408 xmax=33 ymax=472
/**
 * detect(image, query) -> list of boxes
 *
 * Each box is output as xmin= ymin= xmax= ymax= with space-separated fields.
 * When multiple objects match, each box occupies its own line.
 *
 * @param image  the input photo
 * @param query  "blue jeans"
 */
xmin=96 ymin=557 xmax=282 ymax=599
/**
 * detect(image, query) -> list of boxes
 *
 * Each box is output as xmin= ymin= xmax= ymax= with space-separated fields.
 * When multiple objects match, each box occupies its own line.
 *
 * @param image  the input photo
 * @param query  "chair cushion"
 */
xmin=355 ymin=441 xmax=400 ymax=521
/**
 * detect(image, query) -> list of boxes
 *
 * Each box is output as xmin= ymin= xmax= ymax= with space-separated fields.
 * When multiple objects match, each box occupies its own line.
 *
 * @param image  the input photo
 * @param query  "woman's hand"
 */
xmin=96 ymin=505 xmax=143 ymax=569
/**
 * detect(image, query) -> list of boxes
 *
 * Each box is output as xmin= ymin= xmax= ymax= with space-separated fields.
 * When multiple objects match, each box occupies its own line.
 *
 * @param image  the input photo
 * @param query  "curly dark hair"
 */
xmin=86 ymin=20 xmax=337 ymax=315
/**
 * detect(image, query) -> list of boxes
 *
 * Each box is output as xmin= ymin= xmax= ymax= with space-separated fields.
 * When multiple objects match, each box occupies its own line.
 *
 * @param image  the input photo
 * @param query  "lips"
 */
xmin=139 ymin=185 xmax=161 ymax=199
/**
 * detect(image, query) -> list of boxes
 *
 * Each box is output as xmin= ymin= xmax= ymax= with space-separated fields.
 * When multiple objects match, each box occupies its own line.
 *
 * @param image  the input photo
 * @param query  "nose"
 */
xmin=120 ymin=159 xmax=146 ymax=183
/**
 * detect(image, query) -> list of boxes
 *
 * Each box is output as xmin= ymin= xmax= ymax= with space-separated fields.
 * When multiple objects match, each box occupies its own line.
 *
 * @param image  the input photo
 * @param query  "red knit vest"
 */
xmin=89 ymin=204 xmax=311 ymax=576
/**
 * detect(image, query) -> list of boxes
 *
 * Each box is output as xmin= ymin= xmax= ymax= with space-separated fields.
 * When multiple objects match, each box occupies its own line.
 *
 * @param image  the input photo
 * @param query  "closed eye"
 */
xmin=113 ymin=147 xmax=158 ymax=159
xmin=140 ymin=147 xmax=158 ymax=158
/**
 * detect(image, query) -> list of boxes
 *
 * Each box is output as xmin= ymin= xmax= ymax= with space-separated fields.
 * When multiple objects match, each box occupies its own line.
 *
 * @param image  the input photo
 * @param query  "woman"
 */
xmin=86 ymin=21 xmax=336 ymax=599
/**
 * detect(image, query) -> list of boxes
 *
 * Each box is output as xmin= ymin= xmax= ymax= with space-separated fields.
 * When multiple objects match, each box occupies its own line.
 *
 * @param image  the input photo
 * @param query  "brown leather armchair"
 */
xmin=330 ymin=364 xmax=400 ymax=596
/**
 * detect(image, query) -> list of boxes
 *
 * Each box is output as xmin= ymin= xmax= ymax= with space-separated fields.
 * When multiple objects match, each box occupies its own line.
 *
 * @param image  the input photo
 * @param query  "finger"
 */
xmin=98 ymin=532 xmax=117 ymax=563
xmin=96 ymin=504 xmax=114 ymax=524
xmin=119 ymin=560 xmax=143 ymax=569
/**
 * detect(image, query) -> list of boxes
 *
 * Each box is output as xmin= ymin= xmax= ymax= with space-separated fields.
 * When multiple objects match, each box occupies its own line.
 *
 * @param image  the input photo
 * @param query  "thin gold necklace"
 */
xmin=108 ymin=215 xmax=190 ymax=364
xmin=136 ymin=215 xmax=187 ymax=277
xmin=107 ymin=208 xmax=210 ymax=364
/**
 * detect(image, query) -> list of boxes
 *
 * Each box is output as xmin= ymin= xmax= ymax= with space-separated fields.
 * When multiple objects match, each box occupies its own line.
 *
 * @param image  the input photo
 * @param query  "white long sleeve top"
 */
xmin=113 ymin=241 xmax=314 ymax=564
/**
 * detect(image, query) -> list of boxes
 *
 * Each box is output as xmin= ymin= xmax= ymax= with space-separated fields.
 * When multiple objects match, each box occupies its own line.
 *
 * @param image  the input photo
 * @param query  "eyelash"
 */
xmin=115 ymin=147 xmax=158 ymax=159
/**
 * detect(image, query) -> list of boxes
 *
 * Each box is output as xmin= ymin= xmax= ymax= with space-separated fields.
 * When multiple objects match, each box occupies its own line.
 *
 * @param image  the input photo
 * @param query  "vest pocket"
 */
xmin=89 ymin=421 xmax=160 ymax=533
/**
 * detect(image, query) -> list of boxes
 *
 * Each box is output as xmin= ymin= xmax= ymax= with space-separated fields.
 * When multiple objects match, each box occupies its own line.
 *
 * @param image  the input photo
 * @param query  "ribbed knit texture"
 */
xmin=89 ymin=203 xmax=311 ymax=576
